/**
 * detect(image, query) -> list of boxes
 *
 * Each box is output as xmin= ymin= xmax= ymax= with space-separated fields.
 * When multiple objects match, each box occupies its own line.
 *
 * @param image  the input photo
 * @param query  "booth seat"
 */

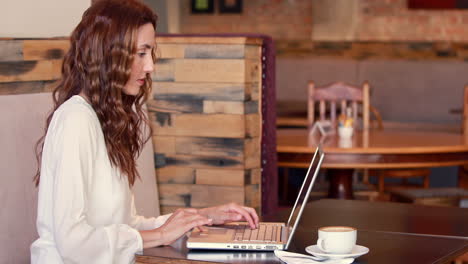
xmin=0 ymin=92 xmax=160 ymax=263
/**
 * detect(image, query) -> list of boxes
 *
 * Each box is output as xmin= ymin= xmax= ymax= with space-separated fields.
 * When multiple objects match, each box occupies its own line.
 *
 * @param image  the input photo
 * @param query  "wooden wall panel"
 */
xmin=184 ymin=44 xmax=245 ymax=59
xmin=245 ymin=45 xmax=262 ymax=59
xmin=245 ymin=184 xmax=261 ymax=209
xmin=151 ymin=113 xmax=246 ymax=138
xmin=0 ymin=37 xmax=264 ymax=215
xmin=157 ymin=44 xmax=185 ymax=59
xmin=0 ymin=60 xmax=61 ymax=83
xmin=249 ymin=82 xmax=260 ymax=101
xmin=195 ymin=169 xmax=245 ymax=186
xmin=156 ymin=37 xmax=262 ymax=45
xmin=244 ymin=138 xmax=261 ymax=169
xmin=147 ymin=99 xmax=203 ymax=113
xmin=191 ymin=185 xmax=244 ymax=207
xmin=158 ymin=154 xmax=244 ymax=170
xmin=0 ymin=40 xmax=23 ymax=61
xmin=245 ymin=59 xmax=261 ymax=83
xmin=175 ymin=137 xmax=243 ymax=157
xmin=203 ymin=101 xmax=251 ymax=114
xmin=246 ymin=114 xmax=261 ymax=138
xmin=153 ymin=82 xmax=249 ymax=101
xmin=158 ymin=183 xmax=192 ymax=207
xmin=153 ymin=59 xmax=175 ymax=82
xmin=152 ymin=136 xmax=176 ymax=154
xmin=23 ymin=40 xmax=70 ymax=60
xmin=249 ymin=169 xmax=262 ymax=185
xmin=174 ymin=59 xmax=243 ymax=83
xmin=156 ymin=166 xmax=195 ymax=184
xmin=0 ymin=80 xmax=56 ymax=95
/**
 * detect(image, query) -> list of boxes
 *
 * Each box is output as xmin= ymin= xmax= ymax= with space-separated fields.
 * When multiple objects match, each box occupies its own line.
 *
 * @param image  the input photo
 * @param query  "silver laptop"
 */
xmin=187 ymin=147 xmax=325 ymax=251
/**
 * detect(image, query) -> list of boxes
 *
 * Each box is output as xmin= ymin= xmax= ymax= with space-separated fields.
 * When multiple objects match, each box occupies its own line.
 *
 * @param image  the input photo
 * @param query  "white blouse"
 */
xmin=31 ymin=95 xmax=170 ymax=264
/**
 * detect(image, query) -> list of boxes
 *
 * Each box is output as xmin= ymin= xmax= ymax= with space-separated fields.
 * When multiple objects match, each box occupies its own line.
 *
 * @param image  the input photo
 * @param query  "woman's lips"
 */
xmin=137 ymin=79 xmax=145 ymax=86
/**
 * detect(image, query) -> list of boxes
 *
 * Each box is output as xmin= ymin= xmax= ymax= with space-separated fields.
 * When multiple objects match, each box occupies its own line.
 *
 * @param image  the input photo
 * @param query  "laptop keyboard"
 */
xmin=233 ymin=224 xmax=282 ymax=242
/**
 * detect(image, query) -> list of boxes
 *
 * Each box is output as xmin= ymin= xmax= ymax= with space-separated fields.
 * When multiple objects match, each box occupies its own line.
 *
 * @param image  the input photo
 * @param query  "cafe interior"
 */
xmin=1 ymin=0 xmax=468 ymax=263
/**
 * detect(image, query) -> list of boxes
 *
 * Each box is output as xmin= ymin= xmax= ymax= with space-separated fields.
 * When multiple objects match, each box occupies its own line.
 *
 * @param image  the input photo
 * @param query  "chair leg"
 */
xmin=353 ymin=170 xmax=359 ymax=184
xmin=423 ymin=175 xmax=430 ymax=188
xmin=362 ymin=169 xmax=369 ymax=184
xmin=459 ymin=165 xmax=468 ymax=188
xmin=402 ymin=178 xmax=408 ymax=186
xmin=378 ymin=173 xmax=385 ymax=193
xmin=281 ymin=168 xmax=289 ymax=202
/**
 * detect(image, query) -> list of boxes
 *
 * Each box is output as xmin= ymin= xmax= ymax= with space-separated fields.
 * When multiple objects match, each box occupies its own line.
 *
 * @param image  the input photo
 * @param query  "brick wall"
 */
xmin=179 ymin=0 xmax=468 ymax=42
xmin=359 ymin=0 xmax=468 ymax=41
xmin=180 ymin=0 xmax=313 ymax=40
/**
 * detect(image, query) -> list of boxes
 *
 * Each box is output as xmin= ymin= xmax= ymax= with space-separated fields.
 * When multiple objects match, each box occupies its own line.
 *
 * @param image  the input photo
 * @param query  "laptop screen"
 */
xmin=285 ymin=147 xmax=324 ymax=249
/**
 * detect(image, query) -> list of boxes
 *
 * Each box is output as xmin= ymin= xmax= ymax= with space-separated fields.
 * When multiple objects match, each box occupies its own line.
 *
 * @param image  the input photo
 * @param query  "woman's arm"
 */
xmin=134 ymin=203 xmax=259 ymax=249
xmin=129 ymin=193 xmax=172 ymax=230
xmin=43 ymin=106 xmax=144 ymax=263
xmin=138 ymin=208 xmax=212 ymax=248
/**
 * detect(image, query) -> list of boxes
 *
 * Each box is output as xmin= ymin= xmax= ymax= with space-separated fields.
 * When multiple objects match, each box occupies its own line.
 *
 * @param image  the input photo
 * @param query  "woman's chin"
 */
xmin=122 ymin=86 xmax=140 ymax=96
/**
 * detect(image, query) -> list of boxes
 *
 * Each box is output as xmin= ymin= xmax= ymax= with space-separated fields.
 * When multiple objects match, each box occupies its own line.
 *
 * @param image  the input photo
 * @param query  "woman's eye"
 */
xmin=138 ymin=52 xmax=146 ymax=57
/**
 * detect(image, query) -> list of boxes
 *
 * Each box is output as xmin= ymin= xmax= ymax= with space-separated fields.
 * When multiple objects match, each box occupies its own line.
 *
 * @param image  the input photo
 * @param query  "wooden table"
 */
xmin=136 ymin=230 xmax=468 ymax=264
xmin=271 ymin=199 xmax=468 ymax=238
xmin=277 ymin=128 xmax=468 ymax=199
xmin=136 ymin=200 xmax=468 ymax=264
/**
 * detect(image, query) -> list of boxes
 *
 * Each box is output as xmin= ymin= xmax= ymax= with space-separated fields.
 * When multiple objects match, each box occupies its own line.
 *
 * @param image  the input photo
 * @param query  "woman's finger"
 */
xmin=194 ymin=225 xmax=208 ymax=233
xmin=187 ymin=216 xmax=213 ymax=230
xmin=227 ymin=204 xmax=256 ymax=229
xmin=242 ymin=206 xmax=260 ymax=226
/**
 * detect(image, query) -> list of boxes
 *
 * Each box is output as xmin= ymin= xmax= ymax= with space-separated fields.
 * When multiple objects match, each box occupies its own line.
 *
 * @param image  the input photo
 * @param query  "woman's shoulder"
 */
xmin=51 ymin=95 xmax=99 ymax=130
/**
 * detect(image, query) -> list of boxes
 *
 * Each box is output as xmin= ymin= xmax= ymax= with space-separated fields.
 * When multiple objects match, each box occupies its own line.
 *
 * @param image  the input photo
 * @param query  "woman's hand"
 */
xmin=139 ymin=208 xmax=212 ymax=248
xmin=198 ymin=203 xmax=259 ymax=229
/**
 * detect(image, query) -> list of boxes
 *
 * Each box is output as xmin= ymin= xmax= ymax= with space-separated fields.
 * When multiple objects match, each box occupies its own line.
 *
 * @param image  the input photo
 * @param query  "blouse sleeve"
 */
xmin=47 ymin=107 xmax=142 ymax=264
xmin=129 ymin=194 xmax=172 ymax=230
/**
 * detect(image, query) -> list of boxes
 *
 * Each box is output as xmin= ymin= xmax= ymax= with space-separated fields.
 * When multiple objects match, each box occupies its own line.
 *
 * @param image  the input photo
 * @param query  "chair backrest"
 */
xmin=459 ymin=85 xmax=468 ymax=189
xmin=307 ymin=81 xmax=370 ymax=130
xmin=0 ymin=93 xmax=50 ymax=264
xmin=463 ymin=85 xmax=468 ymax=140
xmin=0 ymin=92 xmax=160 ymax=263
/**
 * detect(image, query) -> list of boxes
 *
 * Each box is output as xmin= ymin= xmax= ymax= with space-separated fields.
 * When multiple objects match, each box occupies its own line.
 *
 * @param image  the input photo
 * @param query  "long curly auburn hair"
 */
xmin=34 ymin=0 xmax=157 ymax=187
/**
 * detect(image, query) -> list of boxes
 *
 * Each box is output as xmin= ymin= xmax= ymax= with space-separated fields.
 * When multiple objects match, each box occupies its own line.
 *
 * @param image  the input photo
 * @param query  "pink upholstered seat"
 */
xmin=0 ymin=92 xmax=160 ymax=263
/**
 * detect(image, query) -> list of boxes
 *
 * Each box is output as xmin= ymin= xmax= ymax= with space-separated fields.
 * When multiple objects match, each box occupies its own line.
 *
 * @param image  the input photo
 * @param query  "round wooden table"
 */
xmin=277 ymin=128 xmax=468 ymax=199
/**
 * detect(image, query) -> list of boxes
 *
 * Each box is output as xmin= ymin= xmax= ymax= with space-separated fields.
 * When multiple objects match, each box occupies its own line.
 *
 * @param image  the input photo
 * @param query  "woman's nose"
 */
xmin=144 ymin=57 xmax=154 ymax=73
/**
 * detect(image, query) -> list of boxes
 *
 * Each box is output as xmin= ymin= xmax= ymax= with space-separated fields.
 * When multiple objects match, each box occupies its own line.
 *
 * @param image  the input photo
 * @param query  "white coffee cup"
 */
xmin=317 ymin=226 xmax=357 ymax=254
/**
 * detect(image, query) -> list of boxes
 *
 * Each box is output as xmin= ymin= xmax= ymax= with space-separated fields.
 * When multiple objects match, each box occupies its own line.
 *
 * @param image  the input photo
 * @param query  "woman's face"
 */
xmin=123 ymin=23 xmax=155 ymax=96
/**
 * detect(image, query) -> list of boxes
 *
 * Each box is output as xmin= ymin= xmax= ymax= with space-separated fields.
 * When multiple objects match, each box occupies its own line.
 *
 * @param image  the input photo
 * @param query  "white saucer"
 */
xmin=305 ymin=245 xmax=369 ymax=260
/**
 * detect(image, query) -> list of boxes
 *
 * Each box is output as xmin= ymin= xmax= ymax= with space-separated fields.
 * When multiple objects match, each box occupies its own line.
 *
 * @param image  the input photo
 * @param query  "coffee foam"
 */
xmin=319 ymin=226 xmax=356 ymax=232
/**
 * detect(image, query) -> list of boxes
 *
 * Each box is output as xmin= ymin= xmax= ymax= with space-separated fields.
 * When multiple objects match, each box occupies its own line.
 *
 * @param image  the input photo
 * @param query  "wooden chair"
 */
xmin=278 ymin=81 xmax=373 ymax=204
xmin=375 ymin=168 xmax=430 ymax=197
xmin=308 ymin=81 xmax=370 ymax=130
xmin=307 ymin=81 xmax=379 ymax=200
xmin=459 ymin=84 xmax=468 ymax=189
xmin=307 ymin=81 xmax=430 ymax=201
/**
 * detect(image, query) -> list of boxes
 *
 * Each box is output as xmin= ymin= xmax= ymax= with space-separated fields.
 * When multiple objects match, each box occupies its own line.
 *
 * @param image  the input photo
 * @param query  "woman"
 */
xmin=30 ymin=0 xmax=258 ymax=263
